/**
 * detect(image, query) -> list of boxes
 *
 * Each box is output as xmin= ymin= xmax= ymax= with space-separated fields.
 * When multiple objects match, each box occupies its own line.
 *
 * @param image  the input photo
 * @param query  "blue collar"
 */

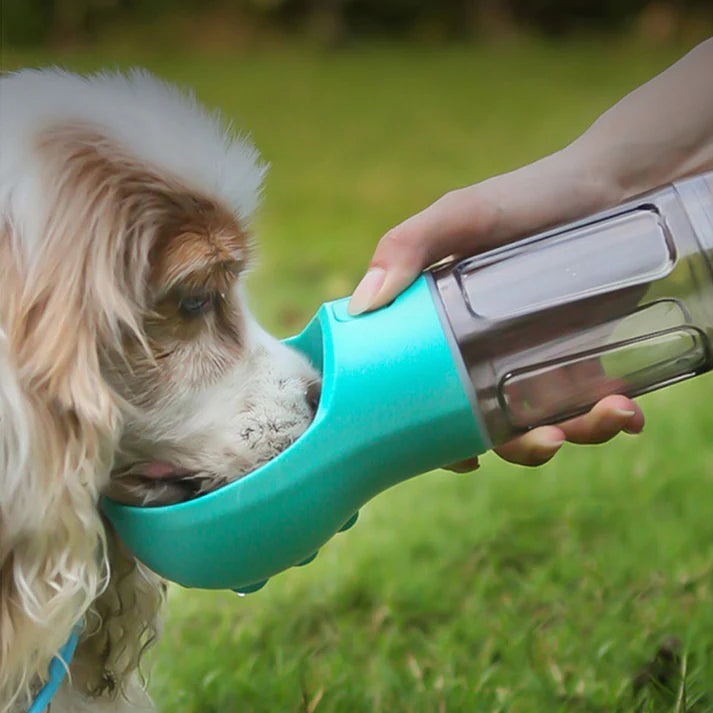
xmin=27 ymin=628 xmax=80 ymax=713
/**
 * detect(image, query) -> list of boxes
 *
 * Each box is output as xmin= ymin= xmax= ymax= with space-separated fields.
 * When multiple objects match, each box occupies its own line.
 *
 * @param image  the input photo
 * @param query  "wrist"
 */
xmin=556 ymin=139 xmax=627 ymax=214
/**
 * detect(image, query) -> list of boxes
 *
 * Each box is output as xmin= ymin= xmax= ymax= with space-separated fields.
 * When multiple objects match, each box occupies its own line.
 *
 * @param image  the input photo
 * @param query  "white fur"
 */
xmin=0 ymin=68 xmax=266 ymax=259
xmin=110 ymin=301 xmax=318 ymax=505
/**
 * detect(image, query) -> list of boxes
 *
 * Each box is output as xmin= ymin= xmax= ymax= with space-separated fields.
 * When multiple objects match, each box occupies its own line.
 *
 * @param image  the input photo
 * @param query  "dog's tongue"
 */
xmin=131 ymin=461 xmax=193 ymax=480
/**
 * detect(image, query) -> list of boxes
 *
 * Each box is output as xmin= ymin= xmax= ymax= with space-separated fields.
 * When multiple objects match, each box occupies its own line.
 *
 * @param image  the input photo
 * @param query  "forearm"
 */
xmin=570 ymin=37 xmax=713 ymax=201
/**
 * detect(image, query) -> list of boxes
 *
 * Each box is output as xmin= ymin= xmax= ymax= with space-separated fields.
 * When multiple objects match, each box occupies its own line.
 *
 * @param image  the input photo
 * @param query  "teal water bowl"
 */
xmin=102 ymin=275 xmax=485 ymax=593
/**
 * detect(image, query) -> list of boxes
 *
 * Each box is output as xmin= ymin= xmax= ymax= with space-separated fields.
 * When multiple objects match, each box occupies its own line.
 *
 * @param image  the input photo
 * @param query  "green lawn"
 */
xmin=5 ymin=38 xmax=713 ymax=712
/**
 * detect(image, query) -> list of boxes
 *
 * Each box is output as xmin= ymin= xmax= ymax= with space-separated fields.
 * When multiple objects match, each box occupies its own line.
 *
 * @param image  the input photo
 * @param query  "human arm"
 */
xmin=347 ymin=38 xmax=713 ymax=466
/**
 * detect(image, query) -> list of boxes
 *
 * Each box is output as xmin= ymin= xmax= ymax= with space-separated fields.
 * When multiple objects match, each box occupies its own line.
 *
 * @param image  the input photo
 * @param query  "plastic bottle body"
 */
xmin=431 ymin=172 xmax=713 ymax=447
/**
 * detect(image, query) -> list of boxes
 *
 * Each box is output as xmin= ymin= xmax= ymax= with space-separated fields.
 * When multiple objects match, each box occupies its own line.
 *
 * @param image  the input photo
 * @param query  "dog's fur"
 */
xmin=0 ymin=69 xmax=319 ymax=712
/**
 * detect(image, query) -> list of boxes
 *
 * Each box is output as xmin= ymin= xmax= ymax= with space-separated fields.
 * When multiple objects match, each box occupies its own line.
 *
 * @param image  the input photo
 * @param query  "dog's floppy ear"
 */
xmin=0 ymin=130 xmax=131 ymax=710
xmin=0 ymin=118 xmax=184 ymax=709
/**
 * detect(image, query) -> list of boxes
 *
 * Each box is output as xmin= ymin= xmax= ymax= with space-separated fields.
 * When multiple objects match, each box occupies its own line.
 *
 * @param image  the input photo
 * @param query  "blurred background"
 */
xmin=3 ymin=0 xmax=713 ymax=48
xmin=4 ymin=3 xmax=713 ymax=712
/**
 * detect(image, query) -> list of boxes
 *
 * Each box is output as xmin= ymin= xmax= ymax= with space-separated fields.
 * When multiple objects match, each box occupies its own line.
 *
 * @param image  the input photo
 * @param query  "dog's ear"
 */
xmin=0 ymin=120 xmax=184 ymax=709
xmin=0 ymin=131 xmax=132 ymax=709
xmin=69 ymin=519 xmax=165 ymax=701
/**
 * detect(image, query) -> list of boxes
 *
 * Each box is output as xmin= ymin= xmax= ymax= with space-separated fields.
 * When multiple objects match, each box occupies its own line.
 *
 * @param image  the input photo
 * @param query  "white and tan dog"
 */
xmin=0 ymin=69 xmax=319 ymax=712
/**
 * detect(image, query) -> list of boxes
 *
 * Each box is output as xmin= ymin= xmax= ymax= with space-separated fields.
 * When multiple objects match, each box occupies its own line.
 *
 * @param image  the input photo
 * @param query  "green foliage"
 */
xmin=3 ymin=0 xmax=711 ymax=47
xmin=4 ymin=38 xmax=713 ymax=711
xmin=2 ymin=0 xmax=50 ymax=45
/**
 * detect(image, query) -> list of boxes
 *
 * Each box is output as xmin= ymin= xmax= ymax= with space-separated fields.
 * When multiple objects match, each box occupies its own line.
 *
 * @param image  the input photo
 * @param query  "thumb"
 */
xmin=347 ymin=187 xmax=499 ymax=315
xmin=347 ymin=150 xmax=615 ymax=316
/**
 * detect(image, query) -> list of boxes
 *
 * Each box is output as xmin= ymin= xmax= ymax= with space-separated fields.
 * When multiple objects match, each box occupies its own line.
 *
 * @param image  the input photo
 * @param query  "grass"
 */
xmin=5 ymin=36 xmax=713 ymax=712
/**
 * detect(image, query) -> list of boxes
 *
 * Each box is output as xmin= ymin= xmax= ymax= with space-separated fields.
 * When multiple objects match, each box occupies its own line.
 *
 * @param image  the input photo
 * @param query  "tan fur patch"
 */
xmin=0 ymin=124 xmax=246 ymax=706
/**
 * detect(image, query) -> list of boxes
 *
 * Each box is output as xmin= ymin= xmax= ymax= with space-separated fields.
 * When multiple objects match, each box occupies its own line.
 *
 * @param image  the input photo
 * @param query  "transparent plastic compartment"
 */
xmin=432 ymin=172 xmax=713 ymax=446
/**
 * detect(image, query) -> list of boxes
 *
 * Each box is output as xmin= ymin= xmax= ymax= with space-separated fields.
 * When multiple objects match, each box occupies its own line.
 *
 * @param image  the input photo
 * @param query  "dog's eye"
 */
xmin=178 ymin=294 xmax=213 ymax=317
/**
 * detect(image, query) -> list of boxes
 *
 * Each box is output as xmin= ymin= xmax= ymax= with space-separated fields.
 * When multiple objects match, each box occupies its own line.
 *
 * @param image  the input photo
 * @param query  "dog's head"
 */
xmin=0 ymin=68 xmax=318 ymax=710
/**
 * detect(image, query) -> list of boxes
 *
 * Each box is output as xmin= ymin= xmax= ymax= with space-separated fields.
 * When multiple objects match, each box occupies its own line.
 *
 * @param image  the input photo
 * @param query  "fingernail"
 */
xmin=614 ymin=408 xmax=640 ymax=434
xmin=546 ymin=438 xmax=566 ymax=450
xmin=614 ymin=409 xmax=636 ymax=419
xmin=347 ymin=267 xmax=386 ymax=315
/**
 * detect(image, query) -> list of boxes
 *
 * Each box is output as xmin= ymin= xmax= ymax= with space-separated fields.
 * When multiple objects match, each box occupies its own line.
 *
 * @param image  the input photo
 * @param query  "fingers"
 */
xmin=444 ymin=456 xmax=480 ymax=473
xmin=494 ymin=425 xmax=566 ymax=466
xmin=495 ymin=395 xmax=644 ymax=466
xmin=558 ymin=394 xmax=644 ymax=443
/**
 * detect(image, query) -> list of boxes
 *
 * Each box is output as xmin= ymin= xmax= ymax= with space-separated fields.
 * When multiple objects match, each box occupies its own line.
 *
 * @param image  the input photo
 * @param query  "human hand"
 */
xmin=347 ymin=150 xmax=644 ymax=467
xmin=348 ymin=36 xmax=713 ymax=319
xmin=346 ymin=38 xmax=713 ymax=466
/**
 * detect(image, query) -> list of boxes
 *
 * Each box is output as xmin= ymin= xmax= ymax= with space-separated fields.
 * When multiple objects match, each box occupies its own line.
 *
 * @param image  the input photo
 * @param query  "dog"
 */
xmin=0 ymin=68 xmax=320 ymax=712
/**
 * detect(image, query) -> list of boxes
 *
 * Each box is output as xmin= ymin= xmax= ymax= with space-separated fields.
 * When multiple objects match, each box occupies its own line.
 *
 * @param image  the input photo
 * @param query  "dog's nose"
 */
xmin=306 ymin=380 xmax=322 ymax=416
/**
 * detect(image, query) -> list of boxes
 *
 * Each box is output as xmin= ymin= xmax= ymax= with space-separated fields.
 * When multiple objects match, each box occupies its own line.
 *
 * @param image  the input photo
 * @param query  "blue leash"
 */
xmin=27 ymin=627 xmax=81 ymax=713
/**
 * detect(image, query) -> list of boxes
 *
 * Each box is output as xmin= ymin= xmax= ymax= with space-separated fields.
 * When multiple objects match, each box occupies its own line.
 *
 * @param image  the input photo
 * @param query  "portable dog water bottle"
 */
xmin=103 ymin=171 xmax=713 ymax=593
